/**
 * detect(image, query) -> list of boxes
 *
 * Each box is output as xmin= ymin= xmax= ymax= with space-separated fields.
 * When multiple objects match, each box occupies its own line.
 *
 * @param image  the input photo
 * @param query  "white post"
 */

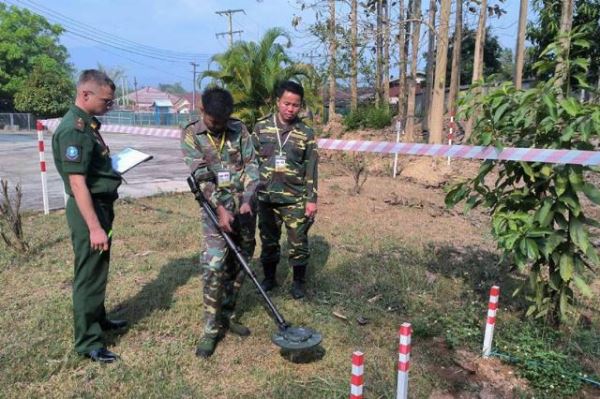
xmin=393 ymin=120 xmax=402 ymax=178
xmin=447 ymin=113 xmax=455 ymax=165
xmin=482 ymin=285 xmax=500 ymax=358
xmin=36 ymin=121 xmax=50 ymax=215
xmin=396 ymin=322 xmax=412 ymax=399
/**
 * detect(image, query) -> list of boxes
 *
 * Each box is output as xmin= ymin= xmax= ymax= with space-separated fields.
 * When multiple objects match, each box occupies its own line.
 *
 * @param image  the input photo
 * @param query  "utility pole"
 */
xmin=190 ymin=62 xmax=198 ymax=113
xmin=133 ymin=77 xmax=139 ymax=124
xmin=121 ymin=76 xmax=127 ymax=108
xmin=215 ymin=9 xmax=245 ymax=47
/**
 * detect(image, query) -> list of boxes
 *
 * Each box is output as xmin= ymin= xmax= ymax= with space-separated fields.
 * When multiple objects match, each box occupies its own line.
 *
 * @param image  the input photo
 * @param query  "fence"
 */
xmin=0 ymin=113 xmax=36 ymax=130
xmin=97 ymin=110 xmax=199 ymax=127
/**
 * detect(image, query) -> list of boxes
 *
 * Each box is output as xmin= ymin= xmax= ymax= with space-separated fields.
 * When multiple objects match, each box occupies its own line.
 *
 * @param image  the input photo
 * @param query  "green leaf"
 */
xmin=559 ymin=253 xmax=574 ymax=281
xmin=534 ymin=199 xmax=553 ymax=227
xmin=573 ymin=275 xmax=592 ymax=297
xmin=524 ymin=238 xmax=539 ymax=260
xmin=582 ymin=183 xmax=600 ymax=205
xmin=542 ymin=233 xmax=564 ymax=258
xmin=567 ymin=168 xmax=584 ymax=191
xmin=559 ymin=290 xmax=570 ymax=319
xmin=585 ymin=245 xmax=600 ymax=266
xmin=493 ymin=103 xmax=510 ymax=124
xmin=542 ymin=94 xmax=557 ymax=120
xmin=554 ymin=173 xmax=568 ymax=196
xmin=569 ymin=216 xmax=590 ymax=253
xmin=559 ymin=98 xmax=579 ymax=117
xmin=558 ymin=192 xmax=581 ymax=216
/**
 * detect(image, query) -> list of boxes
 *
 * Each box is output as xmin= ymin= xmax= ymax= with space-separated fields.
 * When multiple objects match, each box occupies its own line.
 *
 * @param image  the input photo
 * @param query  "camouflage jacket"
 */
xmin=181 ymin=118 xmax=259 ymax=211
xmin=251 ymin=114 xmax=318 ymax=204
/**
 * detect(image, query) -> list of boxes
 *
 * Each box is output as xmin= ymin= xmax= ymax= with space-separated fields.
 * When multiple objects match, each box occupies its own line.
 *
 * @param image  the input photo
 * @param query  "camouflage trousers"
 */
xmin=200 ymin=211 xmax=256 ymax=338
xmin=258 ymin=200 xmax=314 ymax=268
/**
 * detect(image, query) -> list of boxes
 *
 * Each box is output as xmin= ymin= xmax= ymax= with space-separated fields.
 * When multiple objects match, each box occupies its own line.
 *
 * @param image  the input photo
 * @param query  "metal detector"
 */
xmin=187 ymin=176 xmax=322 ymax=352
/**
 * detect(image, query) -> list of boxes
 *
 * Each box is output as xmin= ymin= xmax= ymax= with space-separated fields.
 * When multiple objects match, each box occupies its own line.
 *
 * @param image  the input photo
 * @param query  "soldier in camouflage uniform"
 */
xmin=252 ymin=81 xmax=318 ymax=300
xmin=181 ymin=87 xmax=259 ymax=358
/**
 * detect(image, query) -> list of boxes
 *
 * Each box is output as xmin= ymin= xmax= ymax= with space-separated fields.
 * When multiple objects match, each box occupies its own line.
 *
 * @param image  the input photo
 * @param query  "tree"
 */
xmin=0 ymin=4 xmax=72 ymax=108
xmin=202 ymin=28 xmax=316 ymax=128
xmin=350 ymin=0 xmax=359 ymax=111
xmin=328 ymin=0 xmax=338 ymax=119
xmin=404 ymin=0 xmax=422 ymax=142
xmin=527 ymin=0 xmax=600 ymax=86
xmin=397 ymin=0 xmax=409 ymax=120
xmin=514 ymin=0 xmax=528 ymax=89
xmin=446 ymin=42 xmax=599 ymax=325
xmin=446 ymin=27 xmax=504 ymax=85
xmin=422 ymin=0 xmax=437 ymax=129
xmin=554 ymin=0 xmax=574 ymax=96
xmin=448 ymin=0 xmax=463 ymax=115
xmin=14 ymin=62 xmax=73 ymax=117
xmin=428 ymin=0 xmax=451 ymax=144
xmin=158 ymin=82 xmax=187 ymax=95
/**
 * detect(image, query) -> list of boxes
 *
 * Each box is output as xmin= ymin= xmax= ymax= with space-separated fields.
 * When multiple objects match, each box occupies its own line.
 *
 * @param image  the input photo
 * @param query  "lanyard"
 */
xmin=207 ymin=132 xmax=226 ymax=160
xmin=273 ymin=114 xmax=291 ymax=155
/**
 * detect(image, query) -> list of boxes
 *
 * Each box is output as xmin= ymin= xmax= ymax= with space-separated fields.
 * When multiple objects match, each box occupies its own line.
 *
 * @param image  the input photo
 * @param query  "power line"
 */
xmin=18 ymin=0 xmax=210 ymax=59
xmin=7 ymin=0 xmax=211 ymax=63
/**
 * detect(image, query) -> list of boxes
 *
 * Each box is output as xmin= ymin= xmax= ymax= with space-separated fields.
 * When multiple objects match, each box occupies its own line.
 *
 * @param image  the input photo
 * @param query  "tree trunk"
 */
xmin=383 ymin=0 xmax=391 ymax=108
xmin=375 ymin=0 xmax=383 ymax=107
xmin=423 ymin=0 xmax=437 ymax=130
xmin=428 ymin=0 xmax=451 ymax=144
xmin=328 ymin=0 xmax=337 ymax=120
xmin=350 ymin=0 xmax=358 ymax=111
xmin=463 ymin=0 xmax=487 ymax=141
xmin=405 ymin=0 xmax=422 ymax=142
xmin=448 ymin=0 xmax=463 ymax=115
xmin=398 ymin=0 xmax=410 ymax=120
xmin=514 ymin=0 xmax=528 ymax=89
xmin=554 ymin=0 xmax=574 ymax=97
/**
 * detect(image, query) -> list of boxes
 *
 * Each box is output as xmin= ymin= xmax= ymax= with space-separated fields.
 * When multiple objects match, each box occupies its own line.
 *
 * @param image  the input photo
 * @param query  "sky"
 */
xmin=3 ymin=0 xmax=526 ymax=91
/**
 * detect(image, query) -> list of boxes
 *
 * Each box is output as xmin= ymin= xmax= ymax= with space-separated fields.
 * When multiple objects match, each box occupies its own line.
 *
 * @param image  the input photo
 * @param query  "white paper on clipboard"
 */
xmin=111 ymin=147 xmax=153 ymax=174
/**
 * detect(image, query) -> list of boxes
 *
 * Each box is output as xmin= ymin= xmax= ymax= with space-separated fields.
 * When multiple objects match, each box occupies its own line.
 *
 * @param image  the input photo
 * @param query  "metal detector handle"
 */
xmin=186 ymin=176 xmax=288 ymax=330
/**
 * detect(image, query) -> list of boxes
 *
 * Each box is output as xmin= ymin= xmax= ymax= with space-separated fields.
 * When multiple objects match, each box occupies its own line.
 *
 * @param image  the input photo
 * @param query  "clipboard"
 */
xmin=111 ymin=147 xmax=153 ymax=174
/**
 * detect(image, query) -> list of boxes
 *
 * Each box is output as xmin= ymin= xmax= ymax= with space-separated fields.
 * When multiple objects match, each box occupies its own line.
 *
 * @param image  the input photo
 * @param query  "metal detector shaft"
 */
xmin=187 ymin=176 xmax=288 ymax=330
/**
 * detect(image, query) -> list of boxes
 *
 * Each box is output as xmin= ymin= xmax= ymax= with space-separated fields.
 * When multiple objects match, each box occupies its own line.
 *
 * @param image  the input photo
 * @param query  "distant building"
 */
xmin=118 ymin=87 xmax=197 ymax=113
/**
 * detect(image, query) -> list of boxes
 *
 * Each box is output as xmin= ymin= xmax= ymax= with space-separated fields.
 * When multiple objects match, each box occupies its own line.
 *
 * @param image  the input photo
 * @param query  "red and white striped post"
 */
xmin=396 ymin=322 xmax=412 ymax=399
xmin=447 ymin=113 xmax=455 ymax=165
xmin=482 ymin=285 xmax=500 ymax=358
xmin=36 ymin=121 xmax=50 ymax=215
xmin=350 ymin=351 xmax=364 ymax=399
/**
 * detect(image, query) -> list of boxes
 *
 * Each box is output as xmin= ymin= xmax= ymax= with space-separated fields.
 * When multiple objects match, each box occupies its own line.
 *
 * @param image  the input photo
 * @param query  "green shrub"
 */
xmin=343 ymin=106 xmax=392 ymax=130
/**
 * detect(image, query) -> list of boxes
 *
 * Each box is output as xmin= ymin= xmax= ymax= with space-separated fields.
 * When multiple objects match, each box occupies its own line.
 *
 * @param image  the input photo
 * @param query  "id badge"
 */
xmin=216 ymin=170 xmax=232 ymax=188
xmin=274 ymin=155 xmax=287 ymax=172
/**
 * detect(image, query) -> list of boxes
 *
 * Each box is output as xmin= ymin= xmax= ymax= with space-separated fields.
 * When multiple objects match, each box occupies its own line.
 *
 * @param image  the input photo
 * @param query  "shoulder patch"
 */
xmin=74 ymin=118 xmax=85 ymax=132
xmin=64 ymin=145 xmax=82 ymax=162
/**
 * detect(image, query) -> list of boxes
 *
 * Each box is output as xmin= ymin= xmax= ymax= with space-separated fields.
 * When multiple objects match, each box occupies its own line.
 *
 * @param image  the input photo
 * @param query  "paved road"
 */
xmin=0 ymin=131 xmax=189 ymax=212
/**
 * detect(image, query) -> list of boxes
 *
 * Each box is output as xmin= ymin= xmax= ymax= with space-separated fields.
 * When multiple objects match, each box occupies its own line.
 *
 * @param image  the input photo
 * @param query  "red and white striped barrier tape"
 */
xmin=396 ymin=323 xmax=412 ymax=399
xmin=40 ymin=119 xmax=600 ymax=165
xmin=350 ymin=351 xmax=364 ymax=399
xmin=482 ymin=285 xmax=500 ymax=358
xmin=318 ymin=139 xmax=600 ymax=166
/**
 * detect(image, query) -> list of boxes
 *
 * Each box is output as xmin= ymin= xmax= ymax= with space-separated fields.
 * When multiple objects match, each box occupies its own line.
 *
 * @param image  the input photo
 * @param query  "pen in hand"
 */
xmin=99 ymin=229 xmax=113 ymax=255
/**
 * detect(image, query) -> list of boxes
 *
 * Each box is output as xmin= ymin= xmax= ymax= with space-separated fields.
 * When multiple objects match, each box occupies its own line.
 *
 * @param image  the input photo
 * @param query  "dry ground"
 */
xmin=1 ymin=147 xmax=598 ymax=398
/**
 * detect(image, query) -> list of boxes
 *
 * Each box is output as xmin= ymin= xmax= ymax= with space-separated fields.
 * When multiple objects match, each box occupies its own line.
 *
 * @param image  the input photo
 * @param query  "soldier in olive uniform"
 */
xmin=252 ymin=81 xmax=318 ymax=300
xmin=52 ymin=70 xmax=126 ymax=364
xmin=181 ymin=87 xmax=260 ymax=358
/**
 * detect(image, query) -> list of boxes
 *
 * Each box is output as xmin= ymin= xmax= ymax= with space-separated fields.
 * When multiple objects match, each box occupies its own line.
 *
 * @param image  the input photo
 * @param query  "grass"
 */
xmin=1 ymin=173 xmax=599 ymax=398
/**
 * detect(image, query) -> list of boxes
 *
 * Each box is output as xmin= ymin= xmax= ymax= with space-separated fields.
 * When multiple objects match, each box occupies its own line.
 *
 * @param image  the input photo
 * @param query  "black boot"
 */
xmin=260 ymin=262 xmax=278 ymax=292
xmin=291 ymin=265 xmax=307 ymax=299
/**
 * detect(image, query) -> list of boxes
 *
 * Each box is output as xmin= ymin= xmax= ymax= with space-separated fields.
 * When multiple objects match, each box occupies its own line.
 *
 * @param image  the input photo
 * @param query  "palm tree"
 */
xmin=201 ymin=28 xmax=317 ymax=128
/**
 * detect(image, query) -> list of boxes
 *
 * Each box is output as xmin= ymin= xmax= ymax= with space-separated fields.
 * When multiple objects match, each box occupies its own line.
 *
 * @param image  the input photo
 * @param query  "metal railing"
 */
xmin=0 ymin=113 xmax=36 ymax=130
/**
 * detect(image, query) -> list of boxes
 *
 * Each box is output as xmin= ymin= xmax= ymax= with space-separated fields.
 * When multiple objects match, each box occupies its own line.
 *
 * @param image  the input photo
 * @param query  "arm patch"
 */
xmin=64 ymin=145 xmax=82 ymax=162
